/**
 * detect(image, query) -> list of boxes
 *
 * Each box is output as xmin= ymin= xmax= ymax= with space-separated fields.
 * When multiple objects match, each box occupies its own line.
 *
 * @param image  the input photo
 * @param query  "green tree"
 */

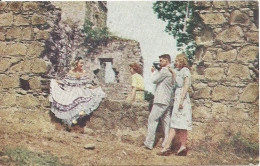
xmin=153 ymin=1 xmax=196 ymax=65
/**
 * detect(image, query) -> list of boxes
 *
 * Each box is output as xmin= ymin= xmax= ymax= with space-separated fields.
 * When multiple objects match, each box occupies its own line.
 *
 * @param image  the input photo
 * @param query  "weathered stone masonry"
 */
xmin=0 ymin=2 xmax=143 ymax=109
xmin=0 ymin=2 xmax=55 ymax=109
xmin=190 ymin=1 xmax=259 ymax=143
xmin=0 ymin=1 xmax=258 ymax=144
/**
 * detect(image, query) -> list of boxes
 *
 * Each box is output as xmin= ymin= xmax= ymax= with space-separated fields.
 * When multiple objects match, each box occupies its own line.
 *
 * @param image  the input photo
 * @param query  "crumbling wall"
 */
xmin=86 ymin=39 xmax=143 ymax=101
xmin=0 ymin=2 xmax=142 ymax=110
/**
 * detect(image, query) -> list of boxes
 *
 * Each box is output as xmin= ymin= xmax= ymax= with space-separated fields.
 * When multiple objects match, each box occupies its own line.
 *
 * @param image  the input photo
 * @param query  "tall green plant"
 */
xmin=153 ymin=1 xmax=196 ymax=65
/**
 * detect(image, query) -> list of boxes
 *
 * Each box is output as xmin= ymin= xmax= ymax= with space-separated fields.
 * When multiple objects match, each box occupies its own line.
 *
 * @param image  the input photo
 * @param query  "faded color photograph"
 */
xmin=0 ymin=1 xmax=259 ymax=165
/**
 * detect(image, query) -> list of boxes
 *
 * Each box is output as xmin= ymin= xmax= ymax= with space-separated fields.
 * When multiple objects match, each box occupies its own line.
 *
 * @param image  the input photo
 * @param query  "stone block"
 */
xmin=0 ymin=42 xmax=7 ymax=56
xmin=0 ymin=2 xmax=7 ymax=10
xmin=237 ymin=45 xmax=258 ymax=62
xmin=194 ymin=1 xmax=211 ymax=7
xmin=16 ymin=94 xmax=40 ymax=108
xmin=29 ymin=77 xmax=42 ymax=90
xmin=227 ymin=64 xmax=250 ymax=79
xmin=212 ymin=103 xmax=228 ymax=121
xmin=195 ymin=31 xmax=214 ymax=46
xmin=23 ymin=2 xmax=39 ymax=11
xmin=228 ymin=1 xmax=249 ymax=8
xmin=245 ymin=32 xmax=259 ymax=43
xmin=202 ymin=51 xmax=214 ymax=62
xmin=212 ymin=85 xmax=239 ymax=101
xmin=216 ymin=26 xmax=244 ymax=43
xmin=213 ymin=1 xmax=228 ymax=8
xmin=14 ymin=15 xmax=30 ymax=26
xmin=6 ymin=43 xmax=27 ymax=56
xmin=191 ymin=73 xmax=206 ymax=82
xmin=192 ymin=82 xmax=207 ymax=91
xmin=0 ymin=12 xmax=13 ymax=26
xmin=7 ymin=2 xmax=22 ymax=12
xmin=27 ymin=41 xmax=44 ymax=57
xmin=9 ymin=60 xmax=31 ymax=73
xmin=192 ymin=87 xmax=211 ymax=99
xmin=216 ymin=49 xmax=237 ymax=62
xmin=228 ymin=108 xmax=249 ymax=122
xmin=35 ymin=31 xmax=49 ymax=40
xmin=0 ymin=93 xmax=16 ymax=107
xmin=0 ymin=75 xmax=19 ymax=89
xmin=32 ymin=13 xmax=46 ymax=25
xmin=0 ymin=27 xmax=5 ymax=40
xmin=31 ymin=59 xmax=47 ymax=73
xmin=193 ymin=105 xmax=212 ymax=122
xmin=21 ymin=27 xmax=32 ymax=40
xmin=200 ymin=13 xmax=227 ymax=25
xmin=239 ymin=83 xmax=258 ymax=103
xmin=0 ymin=58 xmax=12 ymax=72
xmin=6 ymin=27 xmax=22 ymax=40
xmin=205 ymin=68 xmax=224 ymax=80
xmin=230 ymin=10 xmax=250 ymax=25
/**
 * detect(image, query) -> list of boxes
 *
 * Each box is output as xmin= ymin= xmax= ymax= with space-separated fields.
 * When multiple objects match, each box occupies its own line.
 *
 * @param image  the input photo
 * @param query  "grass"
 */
xmin=191 ymin=131 xmax=259 ymax=165
xmin=0 ymin=146 xmax=72 ymax=166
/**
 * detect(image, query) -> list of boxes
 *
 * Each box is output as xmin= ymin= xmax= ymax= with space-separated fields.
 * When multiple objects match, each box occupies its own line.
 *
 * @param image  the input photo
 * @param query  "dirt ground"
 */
xmin=0 ymin=108 xmax=258 ymax=165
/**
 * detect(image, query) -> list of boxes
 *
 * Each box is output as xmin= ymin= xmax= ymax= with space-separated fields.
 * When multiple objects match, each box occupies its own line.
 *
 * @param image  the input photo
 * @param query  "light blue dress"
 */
xmin=170 ymin=67 xmax=192 ymax=130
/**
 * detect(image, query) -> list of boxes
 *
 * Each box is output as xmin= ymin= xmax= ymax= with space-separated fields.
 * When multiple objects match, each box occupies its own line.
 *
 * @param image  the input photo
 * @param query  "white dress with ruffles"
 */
xmin=170 ymin=67 xmax=192 ymax=130
xmin=49 ymin=74 xmax=106 ymax=126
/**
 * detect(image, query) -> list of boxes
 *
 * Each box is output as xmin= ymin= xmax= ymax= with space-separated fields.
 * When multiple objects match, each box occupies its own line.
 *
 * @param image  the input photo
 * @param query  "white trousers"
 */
xmin=144 ymin=103 xmax=172 ymax=149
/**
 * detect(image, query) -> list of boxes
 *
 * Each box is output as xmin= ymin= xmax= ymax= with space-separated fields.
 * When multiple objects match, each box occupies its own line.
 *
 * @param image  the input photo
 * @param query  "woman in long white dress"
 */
xmin=49 ymin=57 xmax=106 ymax=126
xmin=157 ymin=54 xmax=192 ymax=156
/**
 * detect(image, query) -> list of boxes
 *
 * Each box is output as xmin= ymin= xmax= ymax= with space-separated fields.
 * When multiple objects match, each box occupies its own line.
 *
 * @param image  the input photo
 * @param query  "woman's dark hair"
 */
xmin=129 ymin=63 xmax=143 ymax=75
xmin=75 ymin=56 xmax=83 ymax=61
xmin=159 ymin=54 xmax=171 ymax=63
xmin=70 ymin=56 xmax=83 ymax=70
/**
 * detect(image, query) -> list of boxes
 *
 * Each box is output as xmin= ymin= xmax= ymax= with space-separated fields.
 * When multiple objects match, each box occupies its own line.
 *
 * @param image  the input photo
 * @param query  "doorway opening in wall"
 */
xmin=93 ymin=58 xmax=119 ymax=83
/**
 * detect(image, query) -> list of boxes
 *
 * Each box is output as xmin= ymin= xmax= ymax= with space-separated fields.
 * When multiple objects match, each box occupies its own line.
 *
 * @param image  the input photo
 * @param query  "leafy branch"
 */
xmin=153 ymin=1 xmax=196 ymax=65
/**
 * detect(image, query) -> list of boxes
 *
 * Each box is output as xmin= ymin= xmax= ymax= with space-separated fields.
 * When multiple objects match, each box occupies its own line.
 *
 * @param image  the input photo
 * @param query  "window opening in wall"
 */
xmin=94 ymin=58 xmax=118 ymax=83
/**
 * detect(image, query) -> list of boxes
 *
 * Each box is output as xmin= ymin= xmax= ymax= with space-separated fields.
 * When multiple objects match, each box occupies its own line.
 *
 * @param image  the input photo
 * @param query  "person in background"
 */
xmin=144 ymin=54 xmax=174 ymax=150
xmin=127 ymin=63 xmax=144 ymax=102
xmin=157 ymin=53 xmax=192 ymax=156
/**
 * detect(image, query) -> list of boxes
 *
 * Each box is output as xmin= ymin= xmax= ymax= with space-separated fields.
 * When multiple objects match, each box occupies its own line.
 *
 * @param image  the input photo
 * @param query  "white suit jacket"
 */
xmin=152 ymin=65 xmax=174 ymax=106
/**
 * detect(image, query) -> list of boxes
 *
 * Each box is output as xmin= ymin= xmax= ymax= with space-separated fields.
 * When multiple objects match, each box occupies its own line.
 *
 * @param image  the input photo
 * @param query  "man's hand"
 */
xmin=151 ymin=66 xmax=156 ymax=73
xmin=167 ymin=66 xmax=174 ymax=73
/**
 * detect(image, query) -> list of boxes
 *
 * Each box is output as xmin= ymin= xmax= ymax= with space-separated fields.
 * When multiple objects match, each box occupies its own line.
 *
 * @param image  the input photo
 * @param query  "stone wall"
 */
xmin=190 ymin=1 xmax=259 ymax=143
xmin=86 ymin=39 xmax=142 ymax=101
xmin=0 ymin=2 xmax=56 ymax=110
xmin=0 ymin=2 xmax=142 ymax=109
xmin=0 ymin=1 xmax=258 ymax=145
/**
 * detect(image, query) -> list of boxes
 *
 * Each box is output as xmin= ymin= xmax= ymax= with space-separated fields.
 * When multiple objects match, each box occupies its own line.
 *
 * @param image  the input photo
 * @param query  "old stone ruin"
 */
xmin=0 ymin=1 xmax=259 ymax=153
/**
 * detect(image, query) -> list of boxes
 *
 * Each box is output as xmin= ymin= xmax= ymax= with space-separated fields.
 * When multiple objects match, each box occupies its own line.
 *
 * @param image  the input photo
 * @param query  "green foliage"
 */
xmin=1 ymin=146 xmax=71 ymax=166
xmin=83 ymin=19 xmax=110 ymax=53
xmin=144 ymin=90 xmax=154 ymax=102
xmin=153 ymin=1 xmax=196 ymax=65
xmin=230 ymin=132 xmax=259 ymax=156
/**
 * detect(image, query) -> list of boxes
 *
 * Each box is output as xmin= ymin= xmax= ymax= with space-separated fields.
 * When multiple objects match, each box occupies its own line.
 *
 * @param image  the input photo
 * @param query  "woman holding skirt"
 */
xmin=49 ymin=57 xmax=106 ymax=126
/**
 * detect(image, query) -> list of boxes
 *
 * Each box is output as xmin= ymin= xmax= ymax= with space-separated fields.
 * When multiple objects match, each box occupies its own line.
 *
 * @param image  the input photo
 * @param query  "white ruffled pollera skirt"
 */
xmin=49 ymin=79 xmax=106 ymax=126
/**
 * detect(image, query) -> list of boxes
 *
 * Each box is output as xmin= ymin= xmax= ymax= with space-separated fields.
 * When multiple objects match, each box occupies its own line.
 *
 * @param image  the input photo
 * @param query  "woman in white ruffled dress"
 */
xmin=49 ymin=57 xmax=106 ymax=126
xmin=157 ymin=54 xmax=192 ymax=156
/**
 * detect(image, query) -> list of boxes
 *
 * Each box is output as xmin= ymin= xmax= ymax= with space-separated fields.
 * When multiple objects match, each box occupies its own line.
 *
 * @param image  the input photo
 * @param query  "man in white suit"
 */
xmin=144 ymin=54 xmax=174 ymax=150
